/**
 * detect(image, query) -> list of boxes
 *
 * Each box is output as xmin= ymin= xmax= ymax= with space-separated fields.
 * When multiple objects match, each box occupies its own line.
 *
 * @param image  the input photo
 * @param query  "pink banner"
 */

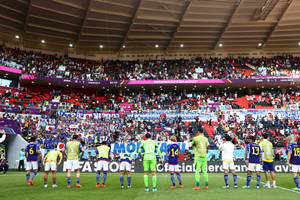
xmin=126 ymin=79 xmax=225 ymax=85
xmin=0 ymin=66 xmax=21 ymax=74
xmin=120 ymin=104 xmax=133 ymax=111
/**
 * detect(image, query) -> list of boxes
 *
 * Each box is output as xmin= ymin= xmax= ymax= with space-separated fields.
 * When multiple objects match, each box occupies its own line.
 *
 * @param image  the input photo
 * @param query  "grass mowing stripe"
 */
xmin=237 ymin=176 xmax=300 ymax=195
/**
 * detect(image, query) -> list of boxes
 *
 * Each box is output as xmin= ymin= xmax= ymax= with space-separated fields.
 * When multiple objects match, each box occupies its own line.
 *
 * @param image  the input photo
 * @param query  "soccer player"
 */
xmin=138 ymin=133 xmax=163 ymax=192
xmin=260 ymin=133 xmax=276 ymax=188
xmin=286 ymin=138 xmax=300 ymax=190
xmin=42 ymin=145 xmax=63 ymax=188
xmin=63 ymin=134 xmax=85 ymax=188
xmin=167 ymin=135 xmax=183 ymax=189
xmin=243 ymin=136 xmax=262 ymax=189
xmin=119 ymin=152 xmax=134 ymax=189
xmin=25 ymin=136 xmax=41 ymax=186
xmin=192 ymin=128 xmax=209 ymax=190
xmin=95 ymin=141 xmax=110 ymax=188
xmin=218 ymin=135 xmax=238 ymax=189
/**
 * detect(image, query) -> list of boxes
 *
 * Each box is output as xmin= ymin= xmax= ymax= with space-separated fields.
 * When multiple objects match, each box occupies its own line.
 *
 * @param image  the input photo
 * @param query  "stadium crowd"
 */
xmin=1 ymin=46 xmax=300 ymax=81
xmin=1 ymin=86 xmax=300 ymax=114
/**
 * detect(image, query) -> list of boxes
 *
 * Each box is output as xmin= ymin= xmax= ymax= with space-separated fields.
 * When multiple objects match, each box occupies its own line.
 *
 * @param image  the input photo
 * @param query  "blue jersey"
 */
xmin=246 ymin=142 xmax=261 ymax=163
xmin=167 ymin=143 xmax=180 ymax=165
xmin=25 ymin=142 xmax=40 ymax=161
xmin=287 ymin=143 xmax=300 ymax=165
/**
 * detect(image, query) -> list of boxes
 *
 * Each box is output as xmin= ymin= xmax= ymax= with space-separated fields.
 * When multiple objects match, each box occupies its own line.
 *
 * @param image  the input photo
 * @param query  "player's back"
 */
xmin=221 ymin=141 xmax=234 ymax=162
xmin=46 ymin=150 xmax=62 ymax=162
xmin=66 ymin=141 xmax=80 ymax=160
xmin=260 ymin=139 xmax=273 ymax=162
xmin=96 ymin=145 xmax=110 ymax=161
xmin=140 ymin=139 xmax=158 ymax=160
xmin=289 ymin=143 xmax=300 ymax=165
xmin=168 ymin=143 xmax=180 ymax=165
xmin=25 ymin=142 xmax=39 ymax=161
xmin=247 ymin=142 xmax=261 ymax=163
xmin=192 ymin=135 xmax=208 ymax=157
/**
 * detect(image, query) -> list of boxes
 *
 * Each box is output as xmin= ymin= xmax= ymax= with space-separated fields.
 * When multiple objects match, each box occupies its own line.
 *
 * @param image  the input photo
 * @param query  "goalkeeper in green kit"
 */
xmin=192 ymin=127 xmax=209 ymax=190
xmin=138 ymin=133 xmax=163 ymax=192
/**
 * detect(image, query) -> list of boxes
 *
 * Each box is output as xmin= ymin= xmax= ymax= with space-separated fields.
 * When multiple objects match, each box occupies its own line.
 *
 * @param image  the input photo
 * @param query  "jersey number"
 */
xmin=29 ymin=147 xmax=34 ymax=155
xmin=252 ymin=147 xmax=260 ymax=155
xmin=145 ymin=144 xmax=154 ymax=153
xmin=294 ymin=148 xmax=300 ymax=157
xmin=171 ymin=148 xmax=179 ymax=157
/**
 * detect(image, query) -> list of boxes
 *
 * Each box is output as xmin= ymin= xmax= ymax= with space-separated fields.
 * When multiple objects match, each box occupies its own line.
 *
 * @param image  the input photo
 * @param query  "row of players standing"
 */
xmin=24 ymin=128 xmax=300 ymax=191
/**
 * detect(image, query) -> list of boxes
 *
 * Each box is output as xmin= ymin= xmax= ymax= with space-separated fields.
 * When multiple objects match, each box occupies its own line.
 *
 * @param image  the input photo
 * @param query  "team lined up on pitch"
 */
xmin=24 ymin=129 xmax=300 ymax=191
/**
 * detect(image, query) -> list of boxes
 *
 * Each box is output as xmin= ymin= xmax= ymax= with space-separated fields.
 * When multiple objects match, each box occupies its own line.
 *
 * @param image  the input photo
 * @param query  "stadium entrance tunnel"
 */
xmin=4 ymin=134 xmax=28 ymax=168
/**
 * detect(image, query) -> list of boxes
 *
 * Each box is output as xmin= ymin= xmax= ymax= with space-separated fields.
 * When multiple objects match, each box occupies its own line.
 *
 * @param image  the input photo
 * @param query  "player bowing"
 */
xmin=119 ymin=152 xmax=134 ymax=189
xmin=63 ymin=134 xmax=85 ymax=188
xmin=218 ymin=135 xmax=238 ymax=189
xmin=243 ymin=136 xmax=262 ymax=189
xmin=286 ymin=138 xmax=300 ymax=190
xmin=167 ymin=136 xmax=183 ymax=189
xmin=25 ymin=136 xmax=41 ymax=186
xmin=42 ymin=144 xmax=63 ymax=188
xmin=95 ymin=141 xmax=111 ymax=188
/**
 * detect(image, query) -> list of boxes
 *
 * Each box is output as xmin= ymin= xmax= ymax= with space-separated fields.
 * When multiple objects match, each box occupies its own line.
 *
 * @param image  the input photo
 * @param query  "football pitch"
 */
xmin=1 ymin=172 xmax=299 ymax=200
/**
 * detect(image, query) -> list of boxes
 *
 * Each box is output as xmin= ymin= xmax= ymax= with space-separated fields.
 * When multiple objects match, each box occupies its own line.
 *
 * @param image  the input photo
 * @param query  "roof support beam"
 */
xmin=119 ymin=0 xmax=143 ymax=52
xmin=165 ymin=0 xmax=193 ymax=53
xmin=23 ymin=0 xmax=32 ymax=34
xmin=75 ymin=0 xmax=92 ymax=47
xmin=213 ymin=0 xmax=243 ymax=50
xmin=263 ymin=0 xmax=294 ymax=47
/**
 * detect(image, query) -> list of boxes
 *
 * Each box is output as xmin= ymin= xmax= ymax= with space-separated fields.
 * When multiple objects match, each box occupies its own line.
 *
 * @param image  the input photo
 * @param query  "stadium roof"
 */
xmin=0 ymin=0 xmax=300 ymax=56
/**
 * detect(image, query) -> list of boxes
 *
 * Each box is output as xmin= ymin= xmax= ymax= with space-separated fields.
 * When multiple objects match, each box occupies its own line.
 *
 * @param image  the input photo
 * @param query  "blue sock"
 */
xmin=233 ymin=173 xmax=237 ymax=186
xmin=246 ymin=175 xmax=251 ymax=186
xmin=170 ymin=173 xmax=175 ymax=186
xmin=127 ymin=176 xmax=131 ymax=186
xmin=26 ymin=173 xmax=30 ymax=182
xmin=67 ymin=176 xmax=71 ymax=186
xmin=31 ymin=171 xmax=37 ymax=180
xmin=102 ymin=172 xmax=107 ymax=185
xmin=44 ymin=181 xmax=47 ymax=185
xmin=120 ymin=176 xmax=124 ymax=186
xmin=76 ymin=177 xmax=80 ymax=185
xmin=256 ymin=174 xmax=261 ymax=186
xmin=294 ymin=176 xmax=300 ymax=188
xmin=224 ymin=173 xmax=229 ymax=186
xmin=177 ymin=173 xmax=182 ymax=185
xmin=96 ymin=172 xmax=100 ymax=185
xmin=53 ymin=180 xmax=56 ymax=185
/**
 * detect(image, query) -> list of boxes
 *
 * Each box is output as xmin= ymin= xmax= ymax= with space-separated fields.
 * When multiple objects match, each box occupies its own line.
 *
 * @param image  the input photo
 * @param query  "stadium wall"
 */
xmin=54 ymin=161 xmax=289 ymax=173
xmin=6 ymin=134 xmax=28 ymax=168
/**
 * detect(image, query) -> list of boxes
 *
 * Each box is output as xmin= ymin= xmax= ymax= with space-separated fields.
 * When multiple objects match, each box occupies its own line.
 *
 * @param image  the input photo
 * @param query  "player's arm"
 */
xmin=43 ymin=154 xmax=48 ymax=166
xmin=57 ymin=152 xmax=63 ymax=165
xmin=138 ymin=142 xmax=144 ymax=159
xmin=79 ymin=143 xmax=84 ymax=160
xmin=244 ymin=144 xmax=249 ymax=165
xmin=286 ymin=149 xmax=292 ymax=165
xmin=155 ymin=142 xmax=163 ymax=163
xmin=191 ymin=138 xmax=195 ymax=147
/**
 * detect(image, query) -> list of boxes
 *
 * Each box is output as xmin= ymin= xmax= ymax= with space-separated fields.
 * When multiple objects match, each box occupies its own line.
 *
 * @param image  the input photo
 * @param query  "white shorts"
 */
xmin=168 ymin=164 xmax=180 ymax=172
xmin=223 ymin=161 xmax=235 ymax=170
xmin=248 ymin=163 xmax=262 ymax=172
xmin=26 ymin=161 xmax=38 ymax=171
xmin=120 ymin=162 xmax=131 ymax=171
xmin=96 ymin=160 xmax=109 ymax=171
xmin=44 ymin=162 xmax=57 ymax=171
xmin=66 ymin=160 xmax=80 ymax=170
xmin=290 ymin=164 xmax=300 ymax=173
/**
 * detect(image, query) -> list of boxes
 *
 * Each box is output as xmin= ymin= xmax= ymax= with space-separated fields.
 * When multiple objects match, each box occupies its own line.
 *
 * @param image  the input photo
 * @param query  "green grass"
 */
xmin=0 ymin=172 xmax=299 ymax=200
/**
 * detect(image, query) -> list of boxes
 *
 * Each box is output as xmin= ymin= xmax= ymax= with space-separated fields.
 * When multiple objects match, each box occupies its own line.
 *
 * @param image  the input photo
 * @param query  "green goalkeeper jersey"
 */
xmin=138 ymin=139 xmax=162 ymax=160
xmin=192 ymin=135 xmax=208 ymax=157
